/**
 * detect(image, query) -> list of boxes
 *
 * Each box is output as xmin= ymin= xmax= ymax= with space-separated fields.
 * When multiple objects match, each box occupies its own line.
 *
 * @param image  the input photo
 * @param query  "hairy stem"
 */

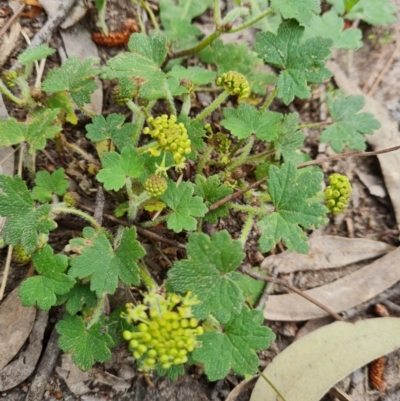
xmin=297 ymin=122 xmax=327 ymax=129
xmin=192 ymin=90 xmax=230 ymax=123
xmin=213 ymin=0 xmax=222 ymax=26
xmin=259 ymin=86 xmax=277 ymax=113
xmin=0 ymin=80 xmax=24 ymax=105
xmin=140 ymin=213 xmax=170 ymax=228
xmin=196 ymin=145 xmax=214 ymax=175
xmin=52 ymin=205 xmax=102 ymax=229
xmin=227 ymin=136 xmax=255 ymax=172
xmin=240 ymin=213 xmax=254 ymax=245
xmin=180 ymin=92 xmax=191 ymax=117
xmin=228 ymin=8 xmax=274 ymax=33
xmin=137 ymin=0 xmax=159 ymax=30
xmin=138 ymin=261 xmax=158 ymax=290
xmin=86 ymin=296 xmax=105 ymax=330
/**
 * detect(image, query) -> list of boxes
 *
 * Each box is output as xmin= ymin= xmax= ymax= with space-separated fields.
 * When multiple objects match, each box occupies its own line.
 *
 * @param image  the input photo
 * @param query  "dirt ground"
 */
xmin=1 ymin=0 xmax=400 ymax=400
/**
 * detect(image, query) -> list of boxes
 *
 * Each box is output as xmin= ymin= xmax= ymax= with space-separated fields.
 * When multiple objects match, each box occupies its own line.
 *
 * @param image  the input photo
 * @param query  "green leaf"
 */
xmin=221 ymin=104 xmax=283 ymax=141
xmin=102 ymin=31 xmax=167 ymax=80
xmin=200 ymin=40 xmax=276 ymax=95
xmin=0 ymin=109 xmax=61 ymax=153
xmin=160 ymin=181 xmax=208 ymax=233
xmin=56 ymin=314 xmax=114 ymax=371
xmin=18 ymin=44 xmax=56 ymax=65
xmin=69 ymin=227 xmax=145 ymax=297
xmin=272 ymin=112 xmax=307 ymax=163
xmin=194 ymin=175 xmax=233 ymax=224
xmin=42 ymin=56 xmax=100 ymax=106
xmin=178 ymin=116 xmax=206 ymax=153
xmin=46 ymin=91 xmax=78 ymax=125
xmin=96 ymin=146 xmax=145 ymax=191
xmin=192 ymin=308 xmax=275 ymax=381
xmin=19 ymin=245 xmax=75 ymax=310
xmin=167 ymin=65 xmax=217 ymax=86
xmin=168 ymin=230 xmax=245 ymax=323
xmin=139 ymin=75 xmax=188 ymax=101
xmin=270 ymin=0 xmax=320 ymax=26
xmin=32 ymin=168 xmax=69 ymax=203
xmin=57 ymin=283 xmax=97 ymax=315
xmin=230 ymin=271 xmax=265 ymax=308
xmin=0 ymin=175 xmax=57 ymax=253
xmin=257 ymin=163 xmax=328 ymax=254
xmin=346 ymin=0 xmax=397 ymax=26
xmin=320 ymin=93 xmax=381 ymax=153
xmin=85 ymin=114 xmax=136 ymax=151
xmin=302 ymin=10 xmax=362 ymax=50
xmin=159 ymin=0 xmax=212 ymax=51
xmin=254 ymin=20 xmax=332 ymax=104
xmin=327 ymin=0 xmax=345 ymax=13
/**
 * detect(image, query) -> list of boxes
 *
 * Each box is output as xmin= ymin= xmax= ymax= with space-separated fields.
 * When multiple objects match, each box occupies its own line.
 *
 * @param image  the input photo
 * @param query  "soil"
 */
xmin=0 ymin=1 xmax=400 ymax=400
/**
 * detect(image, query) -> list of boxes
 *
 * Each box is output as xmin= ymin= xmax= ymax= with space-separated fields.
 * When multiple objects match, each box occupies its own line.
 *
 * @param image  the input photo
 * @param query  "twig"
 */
xmin=382 ymin=300 xmax=400 ymax=314
xmin=208 ymin=145 xmax=400 ymax=211
xmin=368 ymin=31 xmax=400 ymax=96
xmin=11 ymin=0 xmax=77 ymax=71
xmin=0 ymin=3 xmax=25 ymax=38
xmin=24 ymin=310 xmax=63 ymax=401
xmin=241 ymin=266 xmax=343 ymax=321
xmin=78 ymin=204 xmax=186 ymax=249
xmin=0 ymin=246 xmax=13 ymax=301
xmin=94 ymin=186 xmax=105 ymax=226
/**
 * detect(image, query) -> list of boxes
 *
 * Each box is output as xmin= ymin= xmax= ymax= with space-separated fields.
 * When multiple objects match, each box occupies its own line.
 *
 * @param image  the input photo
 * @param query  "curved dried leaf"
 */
xmin=0 ymin=286 xmax=36 ymax=370
xmin=264 ymin=247 xmax=400 ymax=321
xmin=261 ymin=236 xmax=394 ymax=273
xmin=250 ymin=318 xmax=400 ymax=401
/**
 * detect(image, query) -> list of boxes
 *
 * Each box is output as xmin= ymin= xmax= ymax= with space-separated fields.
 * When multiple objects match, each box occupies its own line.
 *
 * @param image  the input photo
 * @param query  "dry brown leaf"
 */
xmin=56 ymin=354 xmax=91 ymax=396
xmin=264 ymin=246 xmax=400 ymax=321
xmin=261 ymin=236 xmax=394 ymax=274
xmin=0 ymin=286 xmax=36 ymax=370
xmin=327 ymin=61 xmax=400 ymax=228
xmin=0 ymin=310 xmax=47 ymax=391
xmin=0 ymin=21 xmax=21 ymax=67
xmin=0 ymin=313 xmax=46 ymax=389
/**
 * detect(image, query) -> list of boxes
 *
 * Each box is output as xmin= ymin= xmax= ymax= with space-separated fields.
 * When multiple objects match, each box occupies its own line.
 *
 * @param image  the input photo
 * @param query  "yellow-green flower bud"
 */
xmin=325 ymin=173 xmax=352 ymax=215
xmin=216 ymin=71 xmax=250 ymax=98
xmin=13 ymin=244 xmax=32 ymax=266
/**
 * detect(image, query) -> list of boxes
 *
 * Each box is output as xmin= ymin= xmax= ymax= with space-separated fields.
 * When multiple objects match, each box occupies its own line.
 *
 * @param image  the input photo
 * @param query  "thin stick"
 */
xmin=11 ymin=0 xmax=77 ymax=71
xmin=78 ymin=204 xmax=186 ymax=249
xmin=0 ymin=3 xmax=25 ymax=38
xmin=0 ymin=246 xmax=13 ymax=300
xmin=368 ymin=32 xmax=400 ymax=96
xmin=208 ymin=145 xmax=400 ymax=211
xmin=242 ymin=267 xmax=343 ymax=321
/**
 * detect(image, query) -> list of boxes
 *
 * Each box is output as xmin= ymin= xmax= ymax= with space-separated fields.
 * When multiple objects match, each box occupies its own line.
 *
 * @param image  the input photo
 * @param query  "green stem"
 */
xmin=164 ymin=83 xmax=177 ymax=116
xmin=213 ymin=0 xmax=222 ymax=26
xmin=228 ymin=139 xmax=244 ymax=159
xmin=245 ymin=148 xmax=275 ymax=164
xmin=127 ymin=99 xmax=143 ymax=115
xmin=17 ymin=77 xmax=33 ymax=105
xmin=192 ymin=90 xmax=230 ymax=123
xmin=138 ymin=261 xmax=157 ymax=290
xmin=197 ymin=217 xmax=203 ymax=232
xmin=132 ymin=112 xmax=145 ymax=144
xmin=52 ymin=205 xmax=102 ymax=229
xmin=86 ymin=296 xmax=105 ymax=330
xmin=180 ymin=92 xmax=191 ymax=117
xmin=127 ymin=186 xmax=151 ymax=221
xmin=227 ymin=136 xmax=254 ymax=172
xmin=135 ymin=1 xmax=146 ymax=33
xmin=137 ymin=0 xmax=159 ymax=30
xmin=140 ymin=213 xmax=170 ymax=228
xmin=196 ymin=145 xmax=214 ymax=175
xmin=257 ymin=370 xmax=287 ymax=401
xmin=297 ymin=122 xmax=326 ymax=129
xmin=137 ymin=141 xmax=158 ymax=155
xmin=125 ymin=177 xmax=135 ymax=199
xmin=171 ymin=29 xmax=223 ymax=59
xmin=259 ymin=86 xmax=277 ymax=113
xmin=240 ymin=213 xmax=254 ymax=246
xmin=228 ymin=203 xmax=265 ymax=215
xmin=228 ymin=8 xmax=274 ymax=33
xmin=96 ymin=0 xmax=109 ymax=35
xmin=0 ymin=80 xmax=24 ymax=105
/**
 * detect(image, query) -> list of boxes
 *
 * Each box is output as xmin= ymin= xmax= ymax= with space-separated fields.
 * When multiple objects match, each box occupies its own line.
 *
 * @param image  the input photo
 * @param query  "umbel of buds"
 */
xmin=121 ymin=291 xmax=204 ymax=372
xmin=143 ymin=114 xmax=191 ymax=165
xmin=144 ymin=175 xmax=168 ymax=197
xmin=324 ymin=173 xmax=352 ymax=215
xmin=13 ymin=244 xmax=32 ymax=265
xmin=216 ymin=71 xmax=250 ymax=98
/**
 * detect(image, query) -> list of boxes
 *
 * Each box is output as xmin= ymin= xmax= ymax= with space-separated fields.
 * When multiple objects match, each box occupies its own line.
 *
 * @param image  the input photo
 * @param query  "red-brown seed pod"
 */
xmin=369 ymin=357 xmax=386 ymax=392
xmin=91 ymin=18 xmax=138 ymax=47
xmin=374 ymin=303 xmax=390 ymax=317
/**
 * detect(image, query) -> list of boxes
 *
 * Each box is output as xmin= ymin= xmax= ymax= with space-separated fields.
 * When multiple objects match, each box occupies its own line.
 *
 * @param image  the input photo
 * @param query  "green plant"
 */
xmin=0 ymin=0 xmax=390 ymax=384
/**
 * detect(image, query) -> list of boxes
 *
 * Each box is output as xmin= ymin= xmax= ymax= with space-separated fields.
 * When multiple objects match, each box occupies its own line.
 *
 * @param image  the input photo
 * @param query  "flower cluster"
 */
xmin=121 ymin=291 xmax=204 ymax=372
xmin=325 ymin=173 xmax=352 ymax=215
xmin=144 ymin=175 xmax=168 ymax=197
xmin=143 ymin=115 xmax=191 ymax=165
xmin=1 ymin=70 xmax=18 ymax=88
xmin=216 ymin=71 xmax=250 ymax=98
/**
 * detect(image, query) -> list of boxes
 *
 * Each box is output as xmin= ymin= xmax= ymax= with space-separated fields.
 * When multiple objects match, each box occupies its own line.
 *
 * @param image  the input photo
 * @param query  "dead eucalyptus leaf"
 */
xmin=0 ymin=286 xmax=36 ymax=370
xmin=261 ymin=236 xmax=394 ymax=274
xmin=56 ymin=354 xmax=91 ymax=396
xmin=0 ymin=310 xmax=47 ymax=391
xmin=0 ymin=21 xmax=21 ymax=68
xmin=250 ymin=318 xmax=400 ymax=401
xmin=328 ymin=61 xmax=400 ymax=228
xmin=264 ymin=246 xmax=400 ymax=321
